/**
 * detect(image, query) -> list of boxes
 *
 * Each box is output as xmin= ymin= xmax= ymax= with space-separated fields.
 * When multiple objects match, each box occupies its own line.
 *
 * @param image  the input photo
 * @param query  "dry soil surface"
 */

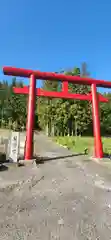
xmin=0 ymin=132 xmax=111 ymax=239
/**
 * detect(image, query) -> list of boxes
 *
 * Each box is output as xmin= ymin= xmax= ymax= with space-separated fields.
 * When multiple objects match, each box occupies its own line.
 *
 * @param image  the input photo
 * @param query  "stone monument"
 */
xmin=9 ymin=131 xmax=20 ymax=162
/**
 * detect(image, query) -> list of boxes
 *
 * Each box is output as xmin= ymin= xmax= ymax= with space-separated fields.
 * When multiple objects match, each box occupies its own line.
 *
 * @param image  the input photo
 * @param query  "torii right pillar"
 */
xmin=91 ymin=83 xmax=103 ymax=158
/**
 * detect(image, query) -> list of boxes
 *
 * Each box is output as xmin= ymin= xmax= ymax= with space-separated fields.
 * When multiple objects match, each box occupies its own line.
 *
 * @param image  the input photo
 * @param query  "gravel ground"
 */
xmin=0 ymin=132 xmax=111 ymax=239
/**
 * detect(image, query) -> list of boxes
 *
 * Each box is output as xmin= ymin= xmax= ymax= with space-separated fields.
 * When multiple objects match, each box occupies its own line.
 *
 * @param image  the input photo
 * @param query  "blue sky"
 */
xmin=0 ymin=0 xmax=111 ymax=93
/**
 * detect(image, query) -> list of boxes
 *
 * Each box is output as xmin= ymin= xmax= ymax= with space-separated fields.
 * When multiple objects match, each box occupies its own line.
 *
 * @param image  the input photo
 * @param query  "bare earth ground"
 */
xmin=0 ymin=131 xmax=111 ymax=239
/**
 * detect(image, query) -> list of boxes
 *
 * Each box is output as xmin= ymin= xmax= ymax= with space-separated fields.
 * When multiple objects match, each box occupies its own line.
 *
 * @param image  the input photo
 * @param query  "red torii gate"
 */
xmin=3 ymin=66 xmax=111 ymax=160
xmin=13 ymin=85 xmax=108 ymax=159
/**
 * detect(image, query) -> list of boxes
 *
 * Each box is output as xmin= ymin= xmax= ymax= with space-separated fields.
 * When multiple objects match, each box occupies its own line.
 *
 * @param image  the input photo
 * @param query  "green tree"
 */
xmin=100 ymin=93 xmax=111 ymax=135
xmin=38 ymin=64 xmax=92 ymax=136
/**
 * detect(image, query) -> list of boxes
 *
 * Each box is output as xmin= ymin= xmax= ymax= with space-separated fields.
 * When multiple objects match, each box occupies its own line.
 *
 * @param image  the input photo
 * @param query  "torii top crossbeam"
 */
xmin=3 ymin=66 xmax=111 ymax=88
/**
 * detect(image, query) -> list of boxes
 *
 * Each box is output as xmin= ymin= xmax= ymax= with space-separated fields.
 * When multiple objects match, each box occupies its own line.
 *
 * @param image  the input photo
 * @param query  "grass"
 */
xmin=54 ymin=136 xmax=111 ymax=156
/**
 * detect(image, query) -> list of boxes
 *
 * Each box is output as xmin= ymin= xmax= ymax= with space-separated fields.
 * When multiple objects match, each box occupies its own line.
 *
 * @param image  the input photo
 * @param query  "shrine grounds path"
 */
xmin=0 ymin=131 xmax=111 ymax=239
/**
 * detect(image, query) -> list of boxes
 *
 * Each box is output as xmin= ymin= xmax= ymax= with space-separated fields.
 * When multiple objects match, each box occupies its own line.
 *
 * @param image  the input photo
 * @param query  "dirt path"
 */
xmin=0 ymin=132 xmax=111 ymax=239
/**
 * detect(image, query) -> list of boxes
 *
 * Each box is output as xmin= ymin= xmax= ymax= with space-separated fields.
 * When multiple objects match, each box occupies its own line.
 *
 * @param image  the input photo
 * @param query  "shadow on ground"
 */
xmin=104 ymin=152 xmax=111 ymax=158
xmin=0 ymin=164 xmax=8 ymax=172
xmin=0 ymin=152 xmax=9 ymax=171
xmin=35 ymin=153 xmax=84 ymax=164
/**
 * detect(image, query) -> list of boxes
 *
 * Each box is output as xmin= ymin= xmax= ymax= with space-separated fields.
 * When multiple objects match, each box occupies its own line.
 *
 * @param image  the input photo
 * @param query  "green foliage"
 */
xmin=100 ymin=93 xmax=111 ymax=135
xmin=0 ymin=78 xmax=27 ymax=131
xmin=38 ymin=63 xmax=93 ymax=136
xmin=38 ymin=62 xmax=111 ymax=137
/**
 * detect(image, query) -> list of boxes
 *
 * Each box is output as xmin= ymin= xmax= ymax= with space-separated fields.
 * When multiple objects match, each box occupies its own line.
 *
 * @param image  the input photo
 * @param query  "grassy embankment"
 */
xmin=54 ymin=136 xmax=111 ymax=156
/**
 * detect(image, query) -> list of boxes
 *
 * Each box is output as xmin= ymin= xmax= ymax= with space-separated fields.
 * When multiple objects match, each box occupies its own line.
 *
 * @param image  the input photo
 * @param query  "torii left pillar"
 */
xmin=25 ymin=74 xmax=36 ymax=160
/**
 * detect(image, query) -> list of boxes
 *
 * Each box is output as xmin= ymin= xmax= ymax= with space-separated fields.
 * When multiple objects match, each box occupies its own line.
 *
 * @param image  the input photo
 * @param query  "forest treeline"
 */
xmin=0 ymin=63 xmax=111 ymax=136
